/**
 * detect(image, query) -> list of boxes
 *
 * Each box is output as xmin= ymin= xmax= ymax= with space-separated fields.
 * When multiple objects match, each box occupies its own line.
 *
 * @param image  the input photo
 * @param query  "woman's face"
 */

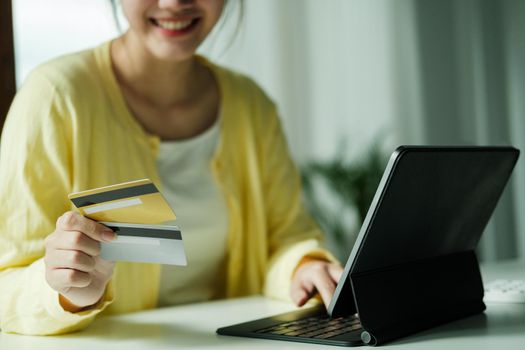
xmin=120 ymin=0 xmax=225 ymax=62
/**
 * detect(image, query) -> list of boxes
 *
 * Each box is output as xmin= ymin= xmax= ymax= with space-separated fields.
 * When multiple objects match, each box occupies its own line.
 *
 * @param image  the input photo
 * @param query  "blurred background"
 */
xmin=7 ymin=0 xmax=525 ymax=262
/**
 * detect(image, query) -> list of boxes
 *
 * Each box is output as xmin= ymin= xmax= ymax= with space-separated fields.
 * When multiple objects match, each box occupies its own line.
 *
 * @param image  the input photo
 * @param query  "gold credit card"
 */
xmin=68 ymin=179 xmax=176 ymax=224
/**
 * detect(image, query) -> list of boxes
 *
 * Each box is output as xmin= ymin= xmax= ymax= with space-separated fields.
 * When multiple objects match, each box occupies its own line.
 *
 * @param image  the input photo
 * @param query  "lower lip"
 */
xmin=154 ymin=19 xmax=199 ymax=37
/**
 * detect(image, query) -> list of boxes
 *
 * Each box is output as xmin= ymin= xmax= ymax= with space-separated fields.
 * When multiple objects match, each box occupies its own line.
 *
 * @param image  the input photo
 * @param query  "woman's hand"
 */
xmin=290 ymin=259 xmax=343 ymax=308
xmin=44 ymin=211 xmax=116 ymax=312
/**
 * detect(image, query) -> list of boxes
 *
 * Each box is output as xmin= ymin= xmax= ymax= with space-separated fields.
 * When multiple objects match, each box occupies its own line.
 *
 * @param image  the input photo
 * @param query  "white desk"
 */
xmin=1 ymin=260 xmax=524 ymax=349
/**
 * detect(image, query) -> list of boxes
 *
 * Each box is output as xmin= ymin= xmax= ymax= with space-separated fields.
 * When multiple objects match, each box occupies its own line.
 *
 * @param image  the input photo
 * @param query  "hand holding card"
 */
xmin=68 ymin=179 xmax=187 ymax=266
xmin=44 ymin=211 xmax=117 ymax=311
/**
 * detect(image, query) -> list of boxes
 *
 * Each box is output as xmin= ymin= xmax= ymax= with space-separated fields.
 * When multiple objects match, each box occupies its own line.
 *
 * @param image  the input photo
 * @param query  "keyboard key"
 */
xmin=282 ymin=330 xmax=304 ymax=336
xmin=270 ymin=329 xmax=292 ymax=335
xmin=314 ymin=332 xmax=338 ymax=339
xmin=255 ymin=314 xmax=362 ymax=338
xmin=300 ymin=329 xmax=328 ymax=338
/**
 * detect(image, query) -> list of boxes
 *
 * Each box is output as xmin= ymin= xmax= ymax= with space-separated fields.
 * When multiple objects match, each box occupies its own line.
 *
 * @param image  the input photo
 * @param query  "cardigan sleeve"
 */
xmin=261 ymin=104 xmax=338 ymax=301
xmin=0 ymin=70 xmax=113 ymax=335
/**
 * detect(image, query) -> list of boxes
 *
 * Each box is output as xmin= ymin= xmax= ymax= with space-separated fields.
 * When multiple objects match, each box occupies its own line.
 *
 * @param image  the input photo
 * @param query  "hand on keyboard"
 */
xmin=290 ymin=259 xmax=343 ymax=307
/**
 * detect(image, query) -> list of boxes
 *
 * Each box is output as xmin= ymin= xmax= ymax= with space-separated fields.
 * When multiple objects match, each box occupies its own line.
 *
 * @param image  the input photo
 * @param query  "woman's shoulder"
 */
xmin=203 ymin=58 xmax=282 ymax=136
xmin=7 ymin=42 xmax=113 ymax=131
xmin=203 ymin=58 xmax=276 ymax=110
xmin=22 ymin=42 xmax=109 ymax=93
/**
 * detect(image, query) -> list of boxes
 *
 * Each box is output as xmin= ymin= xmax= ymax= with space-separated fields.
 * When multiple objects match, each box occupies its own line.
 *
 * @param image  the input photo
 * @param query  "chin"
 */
xmin=150 ymin=43 xmax=199 ymax=63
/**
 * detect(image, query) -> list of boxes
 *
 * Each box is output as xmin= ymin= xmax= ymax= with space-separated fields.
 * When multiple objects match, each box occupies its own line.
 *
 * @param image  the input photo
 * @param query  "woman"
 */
xmin=0 ymin=0 xmax=342 ymax=335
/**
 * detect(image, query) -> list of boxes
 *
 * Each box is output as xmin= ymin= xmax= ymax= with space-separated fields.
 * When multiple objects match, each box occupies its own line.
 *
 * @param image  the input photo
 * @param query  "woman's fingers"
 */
xmin=93 ymin=256 xmax=116 ymax=278
xmin=46 ymin=212 xmax=114 ymax=256
xmin=311 ymin=268 xmax=338 ymax=307
xmin=46 ymin=230 xmax=101 ymax=257
xmin=43 ymin=212 xmax=118 ymax=310
xmin=291 ymin=261 xmax=344 ymax=308
xmin=291 ymin=273 xmax=315 ymax=306
xmin=328 ymin=263 xmax=344 ymax=284
xmin=45 ymin=249 xmax=96 ymax=272
xmin=46 ymin=268 xmax=92 ymax=293
xmin=291 ymin=289 xmax=309 ymax=307
xmin=57 ymin=211 xmax=116 ymax=243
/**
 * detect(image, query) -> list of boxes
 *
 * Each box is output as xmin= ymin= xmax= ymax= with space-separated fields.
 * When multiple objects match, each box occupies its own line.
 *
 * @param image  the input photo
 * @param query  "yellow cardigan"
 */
xmin=0 ymin=41 xmax=333 ymax=335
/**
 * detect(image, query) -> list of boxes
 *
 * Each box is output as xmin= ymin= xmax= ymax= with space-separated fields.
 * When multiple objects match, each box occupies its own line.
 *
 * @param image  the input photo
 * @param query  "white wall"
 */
xmin=201 ymin=0 xmax=398 ymax=163
xmin=13 ymin=0 xmax=118 ymax=86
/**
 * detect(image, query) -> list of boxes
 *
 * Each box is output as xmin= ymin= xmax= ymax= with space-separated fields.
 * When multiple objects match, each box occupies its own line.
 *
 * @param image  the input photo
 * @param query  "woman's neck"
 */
xmin=110 ymin=33 xmax=206 ymax=109
xmin=109 ymin=33 xmax=220 ymax=140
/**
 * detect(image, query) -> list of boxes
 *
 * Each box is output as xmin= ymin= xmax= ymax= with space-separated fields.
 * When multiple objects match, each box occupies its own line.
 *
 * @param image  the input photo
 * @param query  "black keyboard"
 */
xmin=255 ymin=314 xmax=362 ymax=339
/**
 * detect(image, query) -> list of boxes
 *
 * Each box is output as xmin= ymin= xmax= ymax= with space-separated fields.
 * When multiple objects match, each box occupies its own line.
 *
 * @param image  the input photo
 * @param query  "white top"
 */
xmin=156 ymin=120 xmax=228 ymax=307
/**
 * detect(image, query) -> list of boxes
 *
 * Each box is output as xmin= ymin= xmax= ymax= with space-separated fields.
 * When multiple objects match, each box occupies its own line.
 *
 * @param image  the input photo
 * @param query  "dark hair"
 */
xmin=109 ymin=0 xmax=121 ymax=33
xmin=220 ymin=0 xmax=245 ymax=49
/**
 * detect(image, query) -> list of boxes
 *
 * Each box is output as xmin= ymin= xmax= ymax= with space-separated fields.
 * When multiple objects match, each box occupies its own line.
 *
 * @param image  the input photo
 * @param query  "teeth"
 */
xmin=156 ymin=19 xmax=193 ymax=31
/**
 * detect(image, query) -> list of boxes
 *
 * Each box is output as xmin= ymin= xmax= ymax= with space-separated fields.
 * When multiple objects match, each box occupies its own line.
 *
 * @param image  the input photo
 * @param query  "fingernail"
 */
xmin=102 ymin=231 xmax=116 ymax=242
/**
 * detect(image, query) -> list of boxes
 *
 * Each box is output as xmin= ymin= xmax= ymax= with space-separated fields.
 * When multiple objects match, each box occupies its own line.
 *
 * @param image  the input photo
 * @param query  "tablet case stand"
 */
xmin=334 ymin=250 xmax=485 ymax=346
xmin=216 ymin=146 xmax=519 ymax=347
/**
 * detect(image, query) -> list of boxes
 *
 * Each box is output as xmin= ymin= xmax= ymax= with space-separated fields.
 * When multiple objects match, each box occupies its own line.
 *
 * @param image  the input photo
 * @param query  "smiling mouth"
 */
xmin=150 ymin=18 xmax=200 ymax=33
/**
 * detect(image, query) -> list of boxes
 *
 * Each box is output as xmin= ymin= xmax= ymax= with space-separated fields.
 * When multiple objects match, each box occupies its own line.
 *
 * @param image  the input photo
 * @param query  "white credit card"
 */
xmin=100 ymin=222 xmax=187 ymax=266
